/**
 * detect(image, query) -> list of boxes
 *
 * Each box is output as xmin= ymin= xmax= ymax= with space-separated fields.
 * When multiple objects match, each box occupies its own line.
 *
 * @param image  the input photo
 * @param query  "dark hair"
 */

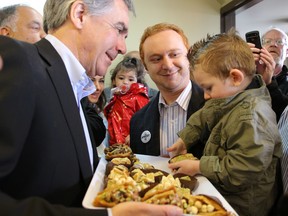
xmin=110 ymin=57 xmax=146 ymax=87
xmin=95 ymin=93 xmax=107 ymax=113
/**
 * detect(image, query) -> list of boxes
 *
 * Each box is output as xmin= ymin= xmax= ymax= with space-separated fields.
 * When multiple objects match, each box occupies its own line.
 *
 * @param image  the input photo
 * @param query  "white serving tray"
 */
xmin=82 ymin=154 xmax=238 ymax=215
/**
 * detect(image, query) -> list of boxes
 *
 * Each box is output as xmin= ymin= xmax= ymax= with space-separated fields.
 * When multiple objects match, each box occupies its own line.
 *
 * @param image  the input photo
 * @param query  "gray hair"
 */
xmin=0 ymin=4 xmax=24 ymax=31
xmin=262 ymin=26 xmax=288 ymax=44
xmin=43 ymin=0 xmax=135 ymax=32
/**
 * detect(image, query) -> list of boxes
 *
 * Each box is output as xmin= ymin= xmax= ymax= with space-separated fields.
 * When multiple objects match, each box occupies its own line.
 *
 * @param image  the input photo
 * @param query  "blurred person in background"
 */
xmin=248 ymin=27 xmax=288 ymax=121
xmin=104 ymin=50 xmax=158 ymax=101
xmin=124 ymin=50 xmax=159 ymax=98
xmin=0 ymin=4 xmax=45 ymax=43
xmin=81 ymin=75 xmax=108 ymax=157
xmin=104 ymin=57 xmax=149 ymax=145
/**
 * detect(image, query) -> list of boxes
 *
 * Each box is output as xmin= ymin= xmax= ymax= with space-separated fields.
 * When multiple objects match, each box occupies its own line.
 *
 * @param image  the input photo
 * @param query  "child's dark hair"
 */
xmin=110 ymin=57 xmax=146 ymax=87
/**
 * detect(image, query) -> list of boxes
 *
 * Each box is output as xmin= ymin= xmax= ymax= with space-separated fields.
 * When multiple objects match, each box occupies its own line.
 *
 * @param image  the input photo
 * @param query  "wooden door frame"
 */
xmin=220 ymin=0 xmax=263 ymax=33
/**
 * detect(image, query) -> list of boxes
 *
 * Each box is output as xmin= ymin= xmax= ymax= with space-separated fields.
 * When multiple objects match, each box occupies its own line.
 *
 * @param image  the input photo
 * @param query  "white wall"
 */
xmin=0 ymin=0 xmax=45 ymax=14
xmin=0 ymin=0 xmax=222 ymax=88
xmin=236 ymin=0 xmax=288 ymax=66
xmin=236 ymin=0 xmax=288 ymax=38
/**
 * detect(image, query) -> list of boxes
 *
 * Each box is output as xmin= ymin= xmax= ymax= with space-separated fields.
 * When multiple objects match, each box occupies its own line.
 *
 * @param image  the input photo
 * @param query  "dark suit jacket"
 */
xmin=130 ymin=81 xmax=205 ymax=158
xmin=267 ymin=76 xmax=288 ymax=122
xmin=0 ymin=36 xmax=107 ymax=216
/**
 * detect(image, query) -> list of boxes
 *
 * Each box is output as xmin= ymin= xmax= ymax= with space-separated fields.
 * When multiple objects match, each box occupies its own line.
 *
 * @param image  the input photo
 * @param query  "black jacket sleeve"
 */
xmin=81 ymin=97 xmax=106 ymax=147
xmin=267 ymin=78 xmax=288 ymax=122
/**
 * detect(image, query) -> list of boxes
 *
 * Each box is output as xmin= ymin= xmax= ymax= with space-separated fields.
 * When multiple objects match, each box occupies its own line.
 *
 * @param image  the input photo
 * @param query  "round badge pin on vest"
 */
xmin=141 ymin=130 xmax=151 ymax=143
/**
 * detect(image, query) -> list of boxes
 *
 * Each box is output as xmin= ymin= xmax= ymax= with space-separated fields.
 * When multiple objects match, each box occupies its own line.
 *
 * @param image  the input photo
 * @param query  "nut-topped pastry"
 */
xmin=168 ymin=153 xmax=198 ymax=164
xmin=92 ymin=144 xmax=233 ymax=216
xmin=173 ymin=173 xmax=198 ymax=191
xmin=104 ymin=144 xmax=133 ymax=160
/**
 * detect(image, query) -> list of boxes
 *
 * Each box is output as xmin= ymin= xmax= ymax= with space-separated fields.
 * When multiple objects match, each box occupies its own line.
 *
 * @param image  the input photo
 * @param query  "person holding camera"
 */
xmin=248 ymin=27 xmax=288 ymax=121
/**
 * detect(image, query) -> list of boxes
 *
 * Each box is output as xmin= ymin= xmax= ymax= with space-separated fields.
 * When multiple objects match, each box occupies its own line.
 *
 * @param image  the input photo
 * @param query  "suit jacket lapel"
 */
xmin=35 ymin=39 xmax=93 ymax=181
xmin=145 ymin=95 xmax=161 ymax=155
xmin=187 ymin=80 xmax=205 ymax=119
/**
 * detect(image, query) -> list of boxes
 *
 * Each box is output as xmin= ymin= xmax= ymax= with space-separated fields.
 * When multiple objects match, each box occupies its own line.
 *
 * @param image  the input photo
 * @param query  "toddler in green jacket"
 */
xmin=167 ymin=29 xmax=282 ymax=216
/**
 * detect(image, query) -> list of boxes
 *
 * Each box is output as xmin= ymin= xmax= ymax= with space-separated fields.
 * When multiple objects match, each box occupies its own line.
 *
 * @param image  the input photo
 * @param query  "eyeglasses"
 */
xmin=262 ymin=38 xmax=287 ymax=46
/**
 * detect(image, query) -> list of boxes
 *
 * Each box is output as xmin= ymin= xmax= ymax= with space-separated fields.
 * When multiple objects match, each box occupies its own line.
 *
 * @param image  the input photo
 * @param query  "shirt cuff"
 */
xmin=107 ymin=208 xmax=113 ymax=216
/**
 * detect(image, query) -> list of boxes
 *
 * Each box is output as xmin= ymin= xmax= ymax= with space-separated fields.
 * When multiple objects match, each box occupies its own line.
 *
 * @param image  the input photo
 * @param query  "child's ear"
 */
xmin=229 ymin=69 xmax=244 ymax=86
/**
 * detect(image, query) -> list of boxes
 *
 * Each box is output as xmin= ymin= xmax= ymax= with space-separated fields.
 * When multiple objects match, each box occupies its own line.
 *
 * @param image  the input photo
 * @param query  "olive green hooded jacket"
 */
xmin=179 ymin=75 xmax=282 ymax=216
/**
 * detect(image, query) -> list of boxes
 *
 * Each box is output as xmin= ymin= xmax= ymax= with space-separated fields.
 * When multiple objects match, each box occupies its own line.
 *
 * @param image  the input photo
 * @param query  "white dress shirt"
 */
xmin=158 ymin=82 xmax=192 ymax=156
xmin=45 ymin=35 xmax=95 ymax=171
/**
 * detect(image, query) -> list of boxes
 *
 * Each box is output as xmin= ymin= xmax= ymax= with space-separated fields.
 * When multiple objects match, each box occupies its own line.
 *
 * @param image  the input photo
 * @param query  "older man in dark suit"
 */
xmin=0 ymin=1 xmax=183 ymax=216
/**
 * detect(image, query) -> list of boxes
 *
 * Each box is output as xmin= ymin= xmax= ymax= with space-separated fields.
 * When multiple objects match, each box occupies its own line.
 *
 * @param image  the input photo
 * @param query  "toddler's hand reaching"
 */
xmin=167 ymin=138 xmax=187 ymax=158
xmin=168 ymin=159 xmax=200 ymax=176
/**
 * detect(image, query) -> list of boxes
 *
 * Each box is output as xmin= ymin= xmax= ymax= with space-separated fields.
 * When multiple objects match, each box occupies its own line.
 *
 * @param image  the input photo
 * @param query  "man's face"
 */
xmin=142 ymin=30 xmax=190 ymax=94
xmin=88 ymin=75 xmax=105 ymax=104
xmin=12 ymin=7 xmax=46 ymax=43
xmin=262 ymin=30 xmax=288 ymax=67
xmin=80 ymin=0 xmax=129 ymax=77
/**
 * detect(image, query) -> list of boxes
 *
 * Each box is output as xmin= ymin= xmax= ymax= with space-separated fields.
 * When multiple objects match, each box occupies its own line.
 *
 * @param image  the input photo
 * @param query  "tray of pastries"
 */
xmin=82 ymin=144 xmax=238 ymax=215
